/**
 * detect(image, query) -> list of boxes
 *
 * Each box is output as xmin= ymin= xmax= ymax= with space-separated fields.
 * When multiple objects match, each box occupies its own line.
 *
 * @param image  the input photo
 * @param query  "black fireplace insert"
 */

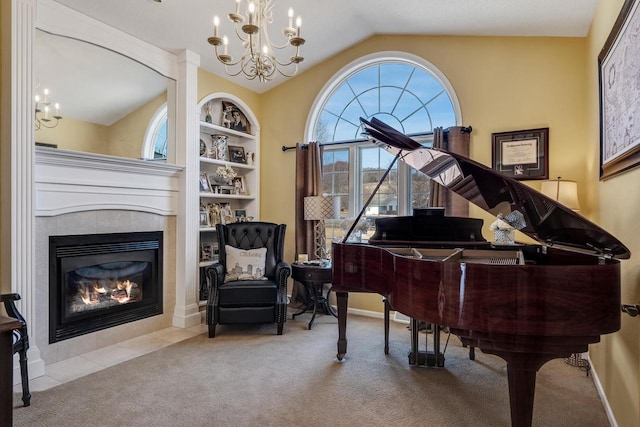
xmin=49 ymin=231 xmax=163 ymax=343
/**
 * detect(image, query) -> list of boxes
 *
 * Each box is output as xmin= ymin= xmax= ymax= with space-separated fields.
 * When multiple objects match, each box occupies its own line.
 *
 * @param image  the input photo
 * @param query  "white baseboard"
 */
xmin=588 ymin=353 xmax=618 ymax=427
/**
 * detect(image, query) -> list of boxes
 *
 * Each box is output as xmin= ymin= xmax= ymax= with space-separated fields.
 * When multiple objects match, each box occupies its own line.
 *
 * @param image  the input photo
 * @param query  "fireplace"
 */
xmin=49 ymin=231 xmax=163 ymax=343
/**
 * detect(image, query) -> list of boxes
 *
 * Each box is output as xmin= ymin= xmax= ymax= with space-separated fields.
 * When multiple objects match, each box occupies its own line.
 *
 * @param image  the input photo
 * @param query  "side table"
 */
xmin=291 ymin=263 xmax=337 ymax=329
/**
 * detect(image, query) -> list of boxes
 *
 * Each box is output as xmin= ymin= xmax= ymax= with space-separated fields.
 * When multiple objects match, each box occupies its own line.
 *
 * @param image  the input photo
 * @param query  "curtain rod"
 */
xmin=281 ymin=125 xmax=472 ymax=152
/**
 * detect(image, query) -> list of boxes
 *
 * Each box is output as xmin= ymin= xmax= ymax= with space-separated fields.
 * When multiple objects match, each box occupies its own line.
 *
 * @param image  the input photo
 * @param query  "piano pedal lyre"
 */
xmin=408 ymin=318 xmax=446 ymax=367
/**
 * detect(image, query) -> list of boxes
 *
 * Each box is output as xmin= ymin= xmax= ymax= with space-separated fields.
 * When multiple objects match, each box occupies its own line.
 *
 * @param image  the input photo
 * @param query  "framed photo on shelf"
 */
xmin=491 ymin=128 xmax=549 ymax=180
xmin=200 ymin=242 xmax=215 ymax=262
xmin=199 ymin=172 xmax=212 ymax=192
xmin=221 ymin=101 xmax=251 ymax=134
xmin=599 ymin=0 xmax=640 ymax=180
xmin=199 ymin=211 xmax=210 ymax=227
xmin=231 ymin=176 xmax=247 ymax=195
xmin=228 ymin=145 xmax=246 ymax=164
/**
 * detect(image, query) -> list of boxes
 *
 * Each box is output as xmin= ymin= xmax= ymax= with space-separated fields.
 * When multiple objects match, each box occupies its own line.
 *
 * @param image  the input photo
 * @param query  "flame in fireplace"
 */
xmin=73 ymin=278 xmax=141 ymax=311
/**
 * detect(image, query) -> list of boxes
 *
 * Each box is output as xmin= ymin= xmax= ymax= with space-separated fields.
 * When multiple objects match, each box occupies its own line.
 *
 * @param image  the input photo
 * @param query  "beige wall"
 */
xmin=588 ymin=1 xmax=640 ymax=426
xmin=36 ymin=117 xmax=108 ymax=154
xmin=260 ymin=34 xmax=588 ymax=310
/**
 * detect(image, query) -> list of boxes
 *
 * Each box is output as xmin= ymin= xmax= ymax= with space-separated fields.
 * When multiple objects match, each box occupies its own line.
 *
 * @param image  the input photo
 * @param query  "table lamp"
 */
xmin=303 ymin=195 xmax=340 ymax=260
xmin=540 ymin=177 xmax=580 ymax=212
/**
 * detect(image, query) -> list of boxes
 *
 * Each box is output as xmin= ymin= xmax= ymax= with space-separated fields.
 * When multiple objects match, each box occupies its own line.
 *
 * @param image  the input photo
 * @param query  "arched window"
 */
xmin=307 ymin=52 xmax=460 ymax=239
xmin=142 ymin=104 xmax=168 ymax=160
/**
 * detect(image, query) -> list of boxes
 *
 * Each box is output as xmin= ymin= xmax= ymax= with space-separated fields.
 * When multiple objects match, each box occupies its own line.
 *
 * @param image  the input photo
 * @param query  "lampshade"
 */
xmin=303 ymin=196 xmax=339 ymax=221
xmin=540 ymin=178 xmax=580 ymax=211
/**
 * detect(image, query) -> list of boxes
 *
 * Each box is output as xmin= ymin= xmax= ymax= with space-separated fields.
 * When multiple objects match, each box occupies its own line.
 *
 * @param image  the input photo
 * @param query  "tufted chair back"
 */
xmin=217 ymin=222 xmax=285 ymax=279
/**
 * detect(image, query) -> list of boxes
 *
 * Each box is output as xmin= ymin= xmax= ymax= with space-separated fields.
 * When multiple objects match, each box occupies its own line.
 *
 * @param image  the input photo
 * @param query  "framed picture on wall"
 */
xmin=491 ymin=128 xmax=549 ymax=180
xmin=599 ymin=0 xmax=640 ymax=180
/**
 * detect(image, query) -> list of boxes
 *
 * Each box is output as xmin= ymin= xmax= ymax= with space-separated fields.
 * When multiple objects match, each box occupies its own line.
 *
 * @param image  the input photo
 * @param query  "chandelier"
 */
xmin=34 ymin=86 xmax=62 ymax=130
xmin=208 ymin=0 xmax=305 ymax=82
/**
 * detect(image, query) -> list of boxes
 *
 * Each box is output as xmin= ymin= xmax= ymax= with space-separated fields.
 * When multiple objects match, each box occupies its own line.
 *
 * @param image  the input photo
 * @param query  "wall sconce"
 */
xmin=540 ymin=176 xmax=580 ymax=212
xmin=303 ymin=195 xmax=339 ymax=260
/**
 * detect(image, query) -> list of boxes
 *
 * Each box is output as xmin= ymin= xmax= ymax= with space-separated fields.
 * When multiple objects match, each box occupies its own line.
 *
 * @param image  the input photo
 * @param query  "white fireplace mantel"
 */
xmin=35 ymin=147 xmax=184 ymax=217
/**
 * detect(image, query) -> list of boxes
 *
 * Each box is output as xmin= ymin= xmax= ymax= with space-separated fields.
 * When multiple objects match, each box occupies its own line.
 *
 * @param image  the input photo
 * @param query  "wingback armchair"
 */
xmin=206 ymin=222 xmax=291 ymax=338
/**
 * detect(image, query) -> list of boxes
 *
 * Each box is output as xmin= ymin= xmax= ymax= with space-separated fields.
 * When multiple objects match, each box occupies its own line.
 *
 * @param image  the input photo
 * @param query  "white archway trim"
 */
xmin=305 ymin=51 xmax=462 ymax=141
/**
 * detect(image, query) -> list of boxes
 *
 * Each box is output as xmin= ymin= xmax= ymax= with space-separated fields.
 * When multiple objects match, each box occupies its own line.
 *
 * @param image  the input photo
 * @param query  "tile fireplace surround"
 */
xmin=28 ymin=147 xmax=184 ymax=379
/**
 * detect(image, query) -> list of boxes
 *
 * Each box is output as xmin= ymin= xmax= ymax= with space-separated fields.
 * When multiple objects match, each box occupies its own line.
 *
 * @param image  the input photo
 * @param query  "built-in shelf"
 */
xmin=197 ymin=94 xmax=260 ymax=303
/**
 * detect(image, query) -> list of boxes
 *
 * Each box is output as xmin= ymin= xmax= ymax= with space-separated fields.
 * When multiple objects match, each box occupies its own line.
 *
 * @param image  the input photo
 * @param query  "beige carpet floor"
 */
xmin=13 ymin=313 xmax=609 ymax=426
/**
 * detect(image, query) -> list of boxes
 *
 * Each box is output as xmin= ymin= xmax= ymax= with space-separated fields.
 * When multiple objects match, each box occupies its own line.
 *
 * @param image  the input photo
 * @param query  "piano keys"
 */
xmin=330 ymin=117 xmax=630 ymax=427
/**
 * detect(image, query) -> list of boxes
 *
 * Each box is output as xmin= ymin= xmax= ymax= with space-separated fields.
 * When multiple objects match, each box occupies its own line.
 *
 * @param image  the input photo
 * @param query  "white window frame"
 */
xmin=142 ymin=104 xmax=168 ymax=160
xmin=308 ymin=52 xmax=461 ymax=222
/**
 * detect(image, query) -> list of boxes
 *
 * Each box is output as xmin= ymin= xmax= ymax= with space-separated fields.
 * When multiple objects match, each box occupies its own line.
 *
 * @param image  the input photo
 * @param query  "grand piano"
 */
xmin=331 ymin=117 xmax=630 ymax=427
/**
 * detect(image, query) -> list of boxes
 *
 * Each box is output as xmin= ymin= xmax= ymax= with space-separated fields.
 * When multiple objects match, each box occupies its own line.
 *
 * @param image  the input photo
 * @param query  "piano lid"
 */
xmin=361 ymin=117 xmax=631 ymax=259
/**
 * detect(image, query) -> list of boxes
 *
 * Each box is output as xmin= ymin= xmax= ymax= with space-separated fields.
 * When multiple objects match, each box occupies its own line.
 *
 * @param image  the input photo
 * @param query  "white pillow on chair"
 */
xmin=224 ymin=245 xmax=268 ymax=282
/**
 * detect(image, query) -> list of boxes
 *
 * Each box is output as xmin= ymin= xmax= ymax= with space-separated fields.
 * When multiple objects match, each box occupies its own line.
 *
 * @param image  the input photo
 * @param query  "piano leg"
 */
xmin=490 ymin=351 xmax=568 ymax=427
xmin=383 ymin=297 xmax=390 ymax=355
xmin=336 ymin=291 xmax=349 ymax=360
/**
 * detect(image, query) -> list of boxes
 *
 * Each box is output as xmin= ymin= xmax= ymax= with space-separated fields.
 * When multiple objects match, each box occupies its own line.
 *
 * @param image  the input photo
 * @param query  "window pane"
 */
xmin=360 ymin=147 xmax=397 ymax=239
xmin=322 ymin=149 xmax=350 ymax=241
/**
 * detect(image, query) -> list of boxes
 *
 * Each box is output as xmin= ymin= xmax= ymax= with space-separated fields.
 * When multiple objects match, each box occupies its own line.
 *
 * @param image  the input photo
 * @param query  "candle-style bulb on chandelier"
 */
xmin=207 ymin=0 xmax=305 ymax=82
xmin=34 ymin=86 xmax=63 ymax=131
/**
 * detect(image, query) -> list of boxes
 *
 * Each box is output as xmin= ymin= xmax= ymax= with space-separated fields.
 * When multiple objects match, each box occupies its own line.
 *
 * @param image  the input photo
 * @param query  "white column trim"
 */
xmin=8 ymin=0 xmax=45 ymax=381
xmin=172 ymin=49 xmax=201 ymax=328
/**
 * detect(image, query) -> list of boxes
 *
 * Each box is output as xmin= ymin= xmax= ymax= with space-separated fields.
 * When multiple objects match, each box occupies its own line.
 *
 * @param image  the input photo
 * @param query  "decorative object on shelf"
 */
xmin=34 ymin=85 xmax=63 ymax=130
xmin=491 ymin=128 xmax=549 ymax=180
xmin=598 ymin=0 xmax=640 ymax=180
xmin=199 ymin=172 xmax=212 ymax=192
xmin=231 ymin=176 xmax=247 ymax=195
xmin=206 ymin=202 xmax=221 ymax=225
xmin=340 ymin=217 xmax=369 ymax=243
xmin=303 ymin=195 xmax=340 ymax=260
xmin=489 ymin=211 xmax=526 ymax=245
xmin=207 ymin=0 xmax=305 ymax=82
xmin=228 ymin=145 xmax=246 ymax=163
xmin=213 ymin=164 xmax=237 ymax=185
xmin=200 ymin=138 xmax=207 ymax=156
xmin=246 ymin=151 xmax=255 ymax=166
xmin=211 ymin=134 xmax=228 ymax=160
xmin=204 ymin=102 xmax=213 ymax=123
xmin=540 ymin=177 xmax=581 ymax=212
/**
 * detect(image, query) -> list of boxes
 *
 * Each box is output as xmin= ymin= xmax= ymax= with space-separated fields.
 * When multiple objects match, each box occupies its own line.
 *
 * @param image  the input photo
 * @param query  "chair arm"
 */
xmin=275 ymin=262 xmax=292 ymax=289
xmin=0 ymin=293 xmax=27 ymax=326
xmin=205 ymin=263 xmax=225 ymax=305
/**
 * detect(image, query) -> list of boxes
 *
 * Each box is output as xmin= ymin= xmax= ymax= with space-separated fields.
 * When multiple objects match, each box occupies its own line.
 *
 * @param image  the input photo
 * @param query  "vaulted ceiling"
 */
xmin=53 ymin=0 xmax=597 ymax=94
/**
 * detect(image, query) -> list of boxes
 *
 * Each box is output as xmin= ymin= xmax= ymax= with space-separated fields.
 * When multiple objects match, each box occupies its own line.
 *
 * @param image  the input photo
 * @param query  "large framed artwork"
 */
xmin=599 ymin=0 xmax=640 ymax=180
xmin=491 ymin=128 xmax=549 ymax=180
